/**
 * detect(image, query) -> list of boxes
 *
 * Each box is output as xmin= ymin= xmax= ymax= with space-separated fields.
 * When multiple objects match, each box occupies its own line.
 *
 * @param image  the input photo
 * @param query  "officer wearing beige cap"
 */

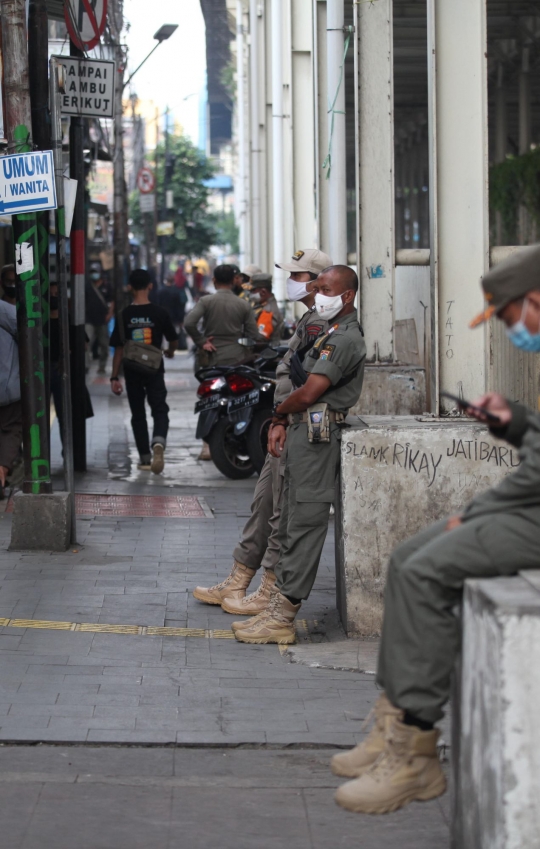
xmin=193 ymin=249 xmax=332 ymax=614
xmin=330 ymin=244 xmax=540 ymax=816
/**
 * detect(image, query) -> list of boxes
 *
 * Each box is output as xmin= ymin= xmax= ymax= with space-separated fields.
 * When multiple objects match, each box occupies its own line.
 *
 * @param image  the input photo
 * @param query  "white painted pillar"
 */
xmin=236 ymin=1 xmax=250 ymax=265
xmin=291 ymin=0 xmax=316 ymax=250
xmin=429 ymin=0 xmax=489 ymax=407
xmin=314 ymin=0 xmax=330 ymax=254
xmin=270 ymin=0 xmax=293 ymax=303
xmin=249 ymin=0 xmax=263 ymax=267
xmin=326 ymin=0 xmax=347 ymax=263
xmin=354 ymin=0 xmax=394 ymax=361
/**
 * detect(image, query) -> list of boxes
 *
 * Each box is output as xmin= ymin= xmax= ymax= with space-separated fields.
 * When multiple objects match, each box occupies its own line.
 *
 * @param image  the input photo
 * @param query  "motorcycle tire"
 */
xmin=207 ymin=417 xmax=256 ymax=480
xmin=246 ymin=407 xmax=273 ymax=474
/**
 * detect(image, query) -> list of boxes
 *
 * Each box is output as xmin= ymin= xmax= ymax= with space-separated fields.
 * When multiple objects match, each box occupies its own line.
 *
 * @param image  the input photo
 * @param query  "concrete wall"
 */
xmin=337 ymin=418 xmax=520 ymax=635
xmin=452 ymin=575 xmax=540 ymax=849
xmin=352 ymin=366 xmax=426 ymax=417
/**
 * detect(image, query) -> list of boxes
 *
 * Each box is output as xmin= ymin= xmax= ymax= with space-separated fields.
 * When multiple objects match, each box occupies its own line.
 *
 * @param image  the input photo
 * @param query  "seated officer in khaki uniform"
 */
xmin=234 ymin=264 xmax=366 ymax=644
xmin=193 ymin=249 xmax=331 ymax=614
xmin=330 ymin=245 xmax=540 ymax=816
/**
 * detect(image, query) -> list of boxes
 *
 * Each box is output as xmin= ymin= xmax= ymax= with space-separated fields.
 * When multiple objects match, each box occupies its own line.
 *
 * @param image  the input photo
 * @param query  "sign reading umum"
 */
xmin=0 ymin=151 xmax=57 ymax=215
xmin=54 ymin=56 xmax=115 ymax=119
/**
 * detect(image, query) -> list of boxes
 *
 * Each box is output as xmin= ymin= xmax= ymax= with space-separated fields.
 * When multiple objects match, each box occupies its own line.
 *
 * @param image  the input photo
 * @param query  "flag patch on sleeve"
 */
xmin=319 ymin=344 xmax=335 ymax=361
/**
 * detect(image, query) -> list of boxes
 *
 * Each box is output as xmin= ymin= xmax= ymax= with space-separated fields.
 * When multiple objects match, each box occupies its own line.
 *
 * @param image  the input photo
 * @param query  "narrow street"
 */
xmin=0 ymin=354 xmax=449 ymax=847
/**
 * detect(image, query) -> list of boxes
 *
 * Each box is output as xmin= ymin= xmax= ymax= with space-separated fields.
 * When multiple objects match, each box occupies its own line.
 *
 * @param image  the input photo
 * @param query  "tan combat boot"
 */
xmin=222 ymin=568 xmax=276 ymax=616
xmin=234 ymin=587 xmax=300 ymax=644
xmin=334 ymin=719 xmax=446 ymax=814
xmin=331 ymin=694 xmax=403 ymax=778
xmin=192 ymin=561 xmax=256 ymax=606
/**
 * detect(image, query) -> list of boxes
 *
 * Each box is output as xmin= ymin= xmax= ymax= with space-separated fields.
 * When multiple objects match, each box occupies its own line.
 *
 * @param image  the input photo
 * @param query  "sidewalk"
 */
xmin=0 ymin=354 xmax=449 ymax=847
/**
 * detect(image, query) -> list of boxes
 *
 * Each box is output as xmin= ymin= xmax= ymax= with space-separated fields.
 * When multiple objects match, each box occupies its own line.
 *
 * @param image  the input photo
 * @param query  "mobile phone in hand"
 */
xmin=440 ymin=391 xmax=501 ymax=424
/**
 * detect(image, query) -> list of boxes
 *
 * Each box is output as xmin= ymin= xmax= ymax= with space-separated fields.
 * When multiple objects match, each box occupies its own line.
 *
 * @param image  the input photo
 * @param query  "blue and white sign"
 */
xmin=0 ymin=150 xmax=57 ymax=215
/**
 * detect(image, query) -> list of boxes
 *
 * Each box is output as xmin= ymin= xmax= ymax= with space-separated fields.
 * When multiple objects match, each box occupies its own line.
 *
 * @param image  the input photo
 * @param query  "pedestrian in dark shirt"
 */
xmin=157 ymin=274 xmax=186 ymax=330
xmin=85 ymin=268 xmax=113 ymax=374
xmin=110 ymin=269 xmax=178 ymax=474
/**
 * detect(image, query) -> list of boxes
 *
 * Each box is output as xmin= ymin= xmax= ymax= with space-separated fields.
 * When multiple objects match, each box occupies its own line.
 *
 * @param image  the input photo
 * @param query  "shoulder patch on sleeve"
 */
xmin=306 ymin=324 xmax=323 ymax=339
xmin=319 ymin=344 xmax=336 ymax=361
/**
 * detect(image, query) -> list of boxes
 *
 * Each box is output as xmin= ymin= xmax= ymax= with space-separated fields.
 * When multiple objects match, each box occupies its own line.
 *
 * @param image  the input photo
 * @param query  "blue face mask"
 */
xmin=506 ymin=299 xmax=540 ymax=352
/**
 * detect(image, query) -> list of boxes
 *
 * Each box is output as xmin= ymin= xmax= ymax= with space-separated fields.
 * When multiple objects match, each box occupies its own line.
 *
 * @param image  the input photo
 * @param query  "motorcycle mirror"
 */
xmin=260 ymin=347 xmax=277 ymax=359
xmin=238 ymin=337 xmax=255 ymax=347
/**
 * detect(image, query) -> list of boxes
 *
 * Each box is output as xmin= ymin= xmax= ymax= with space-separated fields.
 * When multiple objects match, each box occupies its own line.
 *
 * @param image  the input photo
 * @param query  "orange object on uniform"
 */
xmin=257 ymin=309 xmax=274 ymax=339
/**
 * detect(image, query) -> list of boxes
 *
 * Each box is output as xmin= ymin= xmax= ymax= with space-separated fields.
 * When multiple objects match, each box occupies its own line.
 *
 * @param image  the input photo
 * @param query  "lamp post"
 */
xmin=123 ymin=24 xmax=179 ymax=90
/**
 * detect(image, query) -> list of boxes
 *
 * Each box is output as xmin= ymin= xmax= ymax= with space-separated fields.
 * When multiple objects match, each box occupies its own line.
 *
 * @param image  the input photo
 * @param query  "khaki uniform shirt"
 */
xmin=304 ymin=311 xmax=366 ymax=413
xmin=255 ymin=295 xmax=284 ymax=346
xmin=274 ymin=307 xmax=327 ymax=404
xmin=184 ymin=288 xmax=263 ymax=366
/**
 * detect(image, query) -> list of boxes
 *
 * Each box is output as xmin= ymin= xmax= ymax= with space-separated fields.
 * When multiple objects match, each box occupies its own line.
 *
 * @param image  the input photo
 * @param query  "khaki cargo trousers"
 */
xmin=274 ymin=423 xmax=341 ymax=600
xmin=232 ymin=451 xmax=285 ymax=571
xmin=377 ymin=509 xmax=540 ymax=725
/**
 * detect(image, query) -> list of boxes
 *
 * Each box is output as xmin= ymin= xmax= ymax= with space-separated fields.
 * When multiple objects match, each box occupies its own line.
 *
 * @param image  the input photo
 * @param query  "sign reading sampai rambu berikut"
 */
xmin=54 ymin=56 xmax=115 ymax=119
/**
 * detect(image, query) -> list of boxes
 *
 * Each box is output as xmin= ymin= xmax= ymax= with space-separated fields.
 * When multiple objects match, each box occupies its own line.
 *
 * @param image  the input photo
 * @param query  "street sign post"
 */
xmin=54 ymin=56 xmax=115 ymax=119
xmin=64 ymin=0 xmax=108 ymax=52
xmin=137 ymin=167 xmax=155 ymax=194
xmin=0 ymin=150 xmax=57 ymax=215
xmin=139 ymin=193 xmax=155 ymax=213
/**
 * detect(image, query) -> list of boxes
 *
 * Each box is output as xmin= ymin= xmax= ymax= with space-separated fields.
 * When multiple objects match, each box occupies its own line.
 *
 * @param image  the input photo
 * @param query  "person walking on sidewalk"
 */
xmin=233 ymin=265 xmax=366 ymax=645
xmin=85 ymin=267 xmax=113 ymax=375
xmin=330 ymin=245 xmax=540 ymax=816
xmin=110 ymin=269 xmax=178 ymax=474
xmin=193 ymin=249 xmax=332 ymax=613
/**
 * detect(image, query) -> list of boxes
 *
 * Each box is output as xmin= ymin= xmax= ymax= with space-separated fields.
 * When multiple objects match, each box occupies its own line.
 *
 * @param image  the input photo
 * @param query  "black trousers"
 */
xmin=124 ymin=368 xmax=169 ymax=458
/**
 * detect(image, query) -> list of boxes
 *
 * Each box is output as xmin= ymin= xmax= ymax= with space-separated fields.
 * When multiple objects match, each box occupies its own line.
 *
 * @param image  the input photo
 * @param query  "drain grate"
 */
xmin=6 ymin=493 xmax=213 ymax=519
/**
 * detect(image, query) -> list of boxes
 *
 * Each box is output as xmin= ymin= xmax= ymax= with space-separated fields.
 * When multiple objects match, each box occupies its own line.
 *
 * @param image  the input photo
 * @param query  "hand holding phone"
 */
xmin=440 ymin=391 xmax=503 ymax=424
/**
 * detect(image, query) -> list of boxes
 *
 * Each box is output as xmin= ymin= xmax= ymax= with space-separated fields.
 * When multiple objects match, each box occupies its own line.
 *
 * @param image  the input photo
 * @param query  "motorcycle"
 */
xmin=194 ymin=343 xmax=285 ymax=479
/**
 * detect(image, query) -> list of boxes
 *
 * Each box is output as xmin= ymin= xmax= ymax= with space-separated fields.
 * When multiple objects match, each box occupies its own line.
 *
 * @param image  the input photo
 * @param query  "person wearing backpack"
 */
xmin=110 ymin=269 xmax=178 ymax=473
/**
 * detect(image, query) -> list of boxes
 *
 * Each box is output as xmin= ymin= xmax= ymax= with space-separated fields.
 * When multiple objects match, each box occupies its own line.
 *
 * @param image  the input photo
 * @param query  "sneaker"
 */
xmin=331 ymin=694 xmax=403 ymax=778
xmin=193 ymin=561 xmax=256 ymax=605
xmin=198 ymin=441 xmax=212 ymax=461
xmin=334 ymin=719 xmax=446 ymax=814
xmin=151 ymin=444 xmax=165 ymax=474
xmin=234 ymin=588 xmax=300 ymax=644
xmin=137 ymin=455 xmax=152 ymax=471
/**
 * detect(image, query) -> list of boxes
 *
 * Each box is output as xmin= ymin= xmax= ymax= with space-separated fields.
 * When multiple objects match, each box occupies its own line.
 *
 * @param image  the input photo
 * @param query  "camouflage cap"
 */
xmin=250 ymin=272 xmax=273 ymax=289
xmin=275 ymin=248 xmax=333 ymax=275
xmin=470 ymin=245 xmax=540 ymax=328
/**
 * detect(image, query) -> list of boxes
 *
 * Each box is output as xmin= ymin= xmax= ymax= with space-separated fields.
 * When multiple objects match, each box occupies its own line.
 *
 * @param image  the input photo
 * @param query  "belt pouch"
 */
xmin=306 ymin=402 xmax=330 ymax=443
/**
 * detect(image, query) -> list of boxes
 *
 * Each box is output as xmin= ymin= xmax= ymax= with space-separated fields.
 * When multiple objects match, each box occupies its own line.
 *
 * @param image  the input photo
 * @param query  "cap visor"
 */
xmin=469 ymin=305 xmax=496 ymax=328
xmin=275 ymin=262 xmax=303 ymax=272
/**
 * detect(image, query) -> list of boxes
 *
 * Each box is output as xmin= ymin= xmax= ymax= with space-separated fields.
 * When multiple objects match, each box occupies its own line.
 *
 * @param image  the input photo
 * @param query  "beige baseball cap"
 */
xmin=275 ymin=248 xmax=333 ymax=275
xmin=241 ymin=264 xmax=262 ymax=279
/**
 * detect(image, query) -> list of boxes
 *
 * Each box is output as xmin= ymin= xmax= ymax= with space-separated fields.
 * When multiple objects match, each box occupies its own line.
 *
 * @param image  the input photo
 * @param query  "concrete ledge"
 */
xmin=453 ymin=574 xmax=540 ymax=849
xmin=337 ymin=417 xmax=519 ymax=634
xmin=10 ymin=491 xmax=72 ymax=552
xmin=351 ymin=365 xmax=426 ymax=416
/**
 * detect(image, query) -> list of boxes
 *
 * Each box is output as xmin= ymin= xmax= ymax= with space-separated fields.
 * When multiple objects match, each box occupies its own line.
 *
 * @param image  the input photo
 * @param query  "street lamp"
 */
xmin=123 ymin=24 xmax=179 ymax=89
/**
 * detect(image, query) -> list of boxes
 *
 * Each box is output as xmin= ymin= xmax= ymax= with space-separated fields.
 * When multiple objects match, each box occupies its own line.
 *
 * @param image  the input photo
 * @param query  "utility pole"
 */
xmin=50 ymin=57 xmax=76 ymax=543
xmin=28 ymin=0 xmax=51 ymax=427
xmin=109 ymin=0 xmax=129 ymax=322
xmin=160 ymin=106 xmax=170 ymax=286
xmin=69 ymin=40 xmax=87 ymax=471
xmin=0 ymin=0 xmax=51 ymax=494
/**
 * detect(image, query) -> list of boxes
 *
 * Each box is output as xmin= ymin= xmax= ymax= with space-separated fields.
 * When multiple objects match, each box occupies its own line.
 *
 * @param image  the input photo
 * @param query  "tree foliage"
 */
xmin=129 ymin=132 xmax=218 ymax=256
xmin=490 ymin=148 xmax=540 ymax=243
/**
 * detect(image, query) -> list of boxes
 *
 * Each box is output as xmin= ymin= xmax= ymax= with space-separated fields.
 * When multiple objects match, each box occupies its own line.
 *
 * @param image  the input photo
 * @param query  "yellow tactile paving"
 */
xmin=0 ymin=618 xmax=313 ymax=643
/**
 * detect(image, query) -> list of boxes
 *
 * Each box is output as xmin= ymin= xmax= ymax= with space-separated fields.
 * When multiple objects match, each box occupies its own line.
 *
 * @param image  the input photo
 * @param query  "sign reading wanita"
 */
xmin=54 ymin=56 xmax=115 ymax=119
xmin=0 ymin=151 xmax=57 ymax=215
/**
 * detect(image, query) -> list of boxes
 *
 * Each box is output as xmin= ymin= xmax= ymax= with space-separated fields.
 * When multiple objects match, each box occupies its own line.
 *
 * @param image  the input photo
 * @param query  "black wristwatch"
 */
xmin=110 ymin=376 xmax=119 ymax=382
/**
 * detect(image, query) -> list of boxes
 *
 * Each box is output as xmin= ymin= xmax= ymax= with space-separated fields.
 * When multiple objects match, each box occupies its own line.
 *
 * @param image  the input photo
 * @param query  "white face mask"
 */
xmin=251 ymin=291 xmax=261 ymax=303
xmin=315 ymin=292 xmax=344 ymax=321
xmin=286 ymin=278 xmax=309 ymax=301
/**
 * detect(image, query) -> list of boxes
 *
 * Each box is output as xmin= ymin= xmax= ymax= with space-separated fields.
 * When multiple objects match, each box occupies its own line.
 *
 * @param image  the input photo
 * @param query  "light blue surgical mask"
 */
xmin=506 ymin=299 xmax=540 ymax=352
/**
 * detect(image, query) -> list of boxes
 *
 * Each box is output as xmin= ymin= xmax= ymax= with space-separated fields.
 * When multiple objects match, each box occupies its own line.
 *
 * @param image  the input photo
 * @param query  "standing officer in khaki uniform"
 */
xmin=250 ymin=273 xmax=284 ymax=345
xmin=234 ymin=265 xmax=366 ymax=644
xmin=184 ymin=264 xmax=264 ymax=369
xmin=328 ymin=245 xmax=540 ymax=816
xmin=193 ymin=249 xmax=332 ymax=613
